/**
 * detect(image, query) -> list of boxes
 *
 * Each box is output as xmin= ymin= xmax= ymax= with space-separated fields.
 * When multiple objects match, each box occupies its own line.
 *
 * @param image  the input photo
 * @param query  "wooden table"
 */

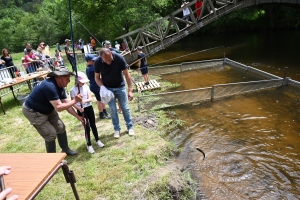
xmin=0 ymin=71 xmax=50 ymax=114
xmin=0 ymin=153 xmax=80 ymax=200
xmin=0 ymin=70 xmax=50 ymax=92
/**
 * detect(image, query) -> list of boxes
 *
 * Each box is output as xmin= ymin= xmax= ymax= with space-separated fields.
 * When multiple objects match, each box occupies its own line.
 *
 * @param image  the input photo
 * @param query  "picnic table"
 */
xmin=0 ymin=70 xmax=50 ymax=114
xmin=0 ymin=153 xmax=80 ymax=200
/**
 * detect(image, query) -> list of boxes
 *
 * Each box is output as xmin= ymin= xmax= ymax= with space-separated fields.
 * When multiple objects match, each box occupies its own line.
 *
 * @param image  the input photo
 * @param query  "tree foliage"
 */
xmin=0 ymin=0 xmax=299 ymax=53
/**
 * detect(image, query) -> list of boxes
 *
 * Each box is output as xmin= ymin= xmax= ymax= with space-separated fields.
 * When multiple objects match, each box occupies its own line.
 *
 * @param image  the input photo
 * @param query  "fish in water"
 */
xmin=196 ymin=147 xmax=205 ymax=160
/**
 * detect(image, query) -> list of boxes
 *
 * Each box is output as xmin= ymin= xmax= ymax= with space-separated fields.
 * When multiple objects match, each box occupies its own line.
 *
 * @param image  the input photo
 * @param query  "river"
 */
xmin=148 ymin=30 xmax=300 ymax=81
xmin=147 ymin=30 xmax=300 ymax=199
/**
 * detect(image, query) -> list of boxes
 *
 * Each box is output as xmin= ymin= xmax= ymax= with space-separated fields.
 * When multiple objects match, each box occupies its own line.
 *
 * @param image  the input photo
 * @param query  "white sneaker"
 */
xmin=128 ymin=129 xmax=134 ymax=136
xmin=114 ymin=130 xmax=120 ymax=138
xmin=96 ymin=140 xmax=105 ymax=148
xmin=210 ymin=10 xmax=213 ymax=14
xmin=87 ymin=145 xmax=95 ymax=154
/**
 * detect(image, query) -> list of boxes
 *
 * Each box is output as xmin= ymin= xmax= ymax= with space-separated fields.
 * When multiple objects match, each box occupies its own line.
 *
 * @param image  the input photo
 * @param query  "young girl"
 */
xmin=70 ymin=71 xmax=105 ymax=154
xmin=54 ymin=49 xmax=64 ymax=67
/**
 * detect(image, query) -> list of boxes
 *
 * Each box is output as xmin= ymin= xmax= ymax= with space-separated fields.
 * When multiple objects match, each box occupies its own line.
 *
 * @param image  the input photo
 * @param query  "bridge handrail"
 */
xmin=116 ymin=0 xmax=200 ymax=39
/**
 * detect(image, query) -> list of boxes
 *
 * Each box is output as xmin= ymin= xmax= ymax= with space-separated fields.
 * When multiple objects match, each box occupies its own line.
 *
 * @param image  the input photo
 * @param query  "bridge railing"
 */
xmin=115 ymin=0 xmax=239 ymax=64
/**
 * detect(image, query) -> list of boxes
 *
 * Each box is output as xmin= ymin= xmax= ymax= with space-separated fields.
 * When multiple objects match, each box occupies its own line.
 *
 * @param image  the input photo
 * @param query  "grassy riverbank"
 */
xmin=0 ymin=71 xmax=196 ymax=199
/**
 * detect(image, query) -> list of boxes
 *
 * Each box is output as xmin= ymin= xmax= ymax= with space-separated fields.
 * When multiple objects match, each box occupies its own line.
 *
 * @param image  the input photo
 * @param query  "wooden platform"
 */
xmin=135 ymin=79 xmax=161 ymax=92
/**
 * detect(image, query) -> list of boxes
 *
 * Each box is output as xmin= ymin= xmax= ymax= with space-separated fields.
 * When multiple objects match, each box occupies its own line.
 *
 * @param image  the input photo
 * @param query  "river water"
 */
xmin=148 ymin=30 xmax=300 ymax=199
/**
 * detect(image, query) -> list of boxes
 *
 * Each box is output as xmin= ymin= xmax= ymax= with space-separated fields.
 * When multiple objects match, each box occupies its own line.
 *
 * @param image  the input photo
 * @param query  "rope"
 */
xmin=131 ymin=46 xmax=224 ymax=71
xmin=148 ymin=46 xmax=224 ymax=67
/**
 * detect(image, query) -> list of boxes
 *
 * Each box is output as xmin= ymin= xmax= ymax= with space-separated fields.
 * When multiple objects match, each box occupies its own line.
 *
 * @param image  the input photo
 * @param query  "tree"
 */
xmin=70 ymin=0 xmax=172 ymax=43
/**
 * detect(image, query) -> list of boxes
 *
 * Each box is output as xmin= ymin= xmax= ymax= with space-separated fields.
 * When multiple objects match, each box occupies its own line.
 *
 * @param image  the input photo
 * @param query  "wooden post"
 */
xmin=211 ymin=86 xmax=214 ymax=101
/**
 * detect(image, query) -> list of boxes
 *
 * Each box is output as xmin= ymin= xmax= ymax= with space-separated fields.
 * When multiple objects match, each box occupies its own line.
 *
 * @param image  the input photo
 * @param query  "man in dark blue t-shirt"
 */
xmin=22 ymin=66 xmax=84 ymax=156
xmin=85 ymin=54 xmax=111 ymax=119
xmin=94 ymin=48 xmax=134 ymax=138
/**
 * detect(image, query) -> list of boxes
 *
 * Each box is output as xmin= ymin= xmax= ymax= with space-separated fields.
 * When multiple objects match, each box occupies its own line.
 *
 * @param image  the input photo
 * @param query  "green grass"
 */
xmin=0 ymin=73 xmax=195 ymax=199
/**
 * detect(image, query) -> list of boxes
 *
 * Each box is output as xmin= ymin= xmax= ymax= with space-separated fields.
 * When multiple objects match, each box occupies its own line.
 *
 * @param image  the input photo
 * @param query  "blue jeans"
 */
xmin=106 ymin=86 xmax=133 ymax=131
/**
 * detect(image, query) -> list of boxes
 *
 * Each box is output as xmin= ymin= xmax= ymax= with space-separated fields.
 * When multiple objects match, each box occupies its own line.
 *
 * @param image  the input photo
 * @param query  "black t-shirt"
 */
xmin=64 ymin=45 xmax=73 ymax=59
xmin=25 ymin=78 xmax=67 ymax=114
xmin=1 ymin=55 xmax=14 ymax=67
xmin=138 ymin=52 xmax=146 ymax=68
xmin=94 ymin=52 xmax=128 ymax=88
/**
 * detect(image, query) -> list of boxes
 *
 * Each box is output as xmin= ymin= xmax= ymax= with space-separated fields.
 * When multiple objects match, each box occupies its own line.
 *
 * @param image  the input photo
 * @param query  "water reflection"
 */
xmin=168 ymin=86 xmax=300 ymax=199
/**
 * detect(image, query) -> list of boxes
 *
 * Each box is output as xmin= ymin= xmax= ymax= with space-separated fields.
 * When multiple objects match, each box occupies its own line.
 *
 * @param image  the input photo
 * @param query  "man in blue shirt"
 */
xmin=85 ymin=54 xmax=111 ymax=119
xmin=94 ymin=48 xmax=134 ymax=138
xmin=22 ymin=66 xmax=84 ymax=156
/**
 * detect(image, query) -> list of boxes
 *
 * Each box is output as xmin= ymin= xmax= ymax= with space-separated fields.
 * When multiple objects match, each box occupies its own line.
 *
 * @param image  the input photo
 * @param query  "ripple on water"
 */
xmin=168 ymin=86 xmax=300 ymax=199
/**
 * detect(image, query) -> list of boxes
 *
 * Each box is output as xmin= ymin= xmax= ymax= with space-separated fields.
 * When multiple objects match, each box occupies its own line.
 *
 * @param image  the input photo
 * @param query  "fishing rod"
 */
xmin=68 ymin=0 xmax=88 ymax=140
xmin=148 ymin=46 xmax=224 ymax=67
xmin=129 ymin=45 xmax=224 ymax=69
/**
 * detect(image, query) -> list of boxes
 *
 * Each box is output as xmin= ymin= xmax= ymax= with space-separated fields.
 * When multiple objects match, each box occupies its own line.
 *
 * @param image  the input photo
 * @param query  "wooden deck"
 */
xmin=135 ymin=79 xmax=161 ymax=92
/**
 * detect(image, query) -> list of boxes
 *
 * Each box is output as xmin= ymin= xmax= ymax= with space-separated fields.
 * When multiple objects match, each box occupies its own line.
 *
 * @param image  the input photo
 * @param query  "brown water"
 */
xmin=151 ymin=31 xmax=300 ymax=198
xmin=162 ymin=65 xmax=264 ymax=91
xmin=167 ymin=86 xmax=300 ymax=199
xmin=148 ymin=30 xmax=300 ymax=81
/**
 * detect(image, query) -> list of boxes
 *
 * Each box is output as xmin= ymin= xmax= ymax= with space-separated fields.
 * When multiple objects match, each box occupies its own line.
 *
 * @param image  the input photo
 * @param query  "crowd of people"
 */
xmin=0 ymin=35 xmax=151 ymax=199
xmin=21 ymin=36 xmax=150 ymax=156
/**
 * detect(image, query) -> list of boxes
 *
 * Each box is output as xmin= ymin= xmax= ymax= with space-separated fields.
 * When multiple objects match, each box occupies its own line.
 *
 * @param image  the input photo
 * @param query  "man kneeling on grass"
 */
xmin=22 ymin=66 xmax=84 ymax=156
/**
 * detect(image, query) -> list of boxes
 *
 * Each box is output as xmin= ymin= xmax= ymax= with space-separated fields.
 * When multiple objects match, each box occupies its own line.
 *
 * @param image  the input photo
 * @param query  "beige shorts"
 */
xmin=22 ymin=104 xmax=66 ymax=141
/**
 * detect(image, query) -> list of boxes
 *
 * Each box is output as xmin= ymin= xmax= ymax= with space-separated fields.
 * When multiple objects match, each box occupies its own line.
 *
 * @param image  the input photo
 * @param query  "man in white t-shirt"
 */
xmin=181 ymin=0 xmax=190 ymax=27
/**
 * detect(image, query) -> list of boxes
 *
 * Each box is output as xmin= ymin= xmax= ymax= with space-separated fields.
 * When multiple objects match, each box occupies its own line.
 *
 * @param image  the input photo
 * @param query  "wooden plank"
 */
xmin=134 ymin=79 xmax=160 ymax=92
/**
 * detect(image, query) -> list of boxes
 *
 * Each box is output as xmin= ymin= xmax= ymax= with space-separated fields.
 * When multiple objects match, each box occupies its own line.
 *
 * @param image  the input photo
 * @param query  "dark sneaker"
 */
xmin=145 ymin=82 xmax=149 ymax=85
xmin=100 ymin=113 xmax=111 ymax=119
xmin=103 ymin=114 xmax=111 ymax=119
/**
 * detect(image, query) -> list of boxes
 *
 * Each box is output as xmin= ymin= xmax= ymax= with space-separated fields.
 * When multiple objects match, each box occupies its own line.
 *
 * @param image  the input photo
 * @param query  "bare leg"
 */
xmin=97 ymin=101 xmax=103 ymax=112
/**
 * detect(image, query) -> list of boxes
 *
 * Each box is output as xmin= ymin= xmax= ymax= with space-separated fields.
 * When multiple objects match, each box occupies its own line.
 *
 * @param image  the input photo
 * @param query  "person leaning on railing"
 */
xmin=34 ymin=47 xmax=47 ymax=68
xmin=24 ymin=48 xmax=40 ymax=74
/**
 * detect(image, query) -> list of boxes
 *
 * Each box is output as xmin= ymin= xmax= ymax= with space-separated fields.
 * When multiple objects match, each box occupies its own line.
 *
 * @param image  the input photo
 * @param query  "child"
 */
xmin=137 ymin=46 xmax=150 ymax=85
xmin=70 ymin=71 xmax=105 ymax=154
xmin=55 ymin=49 xmax=64 ymax=67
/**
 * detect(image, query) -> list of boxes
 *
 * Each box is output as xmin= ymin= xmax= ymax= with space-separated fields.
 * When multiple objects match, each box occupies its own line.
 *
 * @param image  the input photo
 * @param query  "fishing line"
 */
xmin=148 ymin=46 xmax=224 ymax=67
xmin=66 ymin=10 xmax=101 ymax=45
xmin=130 ymin=45 xmax=224 ymax=71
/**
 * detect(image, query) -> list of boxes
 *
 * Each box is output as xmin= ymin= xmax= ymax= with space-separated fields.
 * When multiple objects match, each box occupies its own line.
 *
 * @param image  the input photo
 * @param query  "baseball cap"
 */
xmin=137 ymin=46 xmax=143 ymax=50
xmin=85 ymin=54 xmax=97 ymax=62
xmin=65 ymin=39 xmax=71 ymax=42
xmin=77 ymin=72 xmax=90 ymax=83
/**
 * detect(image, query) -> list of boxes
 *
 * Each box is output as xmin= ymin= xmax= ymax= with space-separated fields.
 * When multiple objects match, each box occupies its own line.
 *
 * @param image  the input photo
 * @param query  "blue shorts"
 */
xmin=140 ymin=66 xmax=148 ymax=75
xmin=183 ymin=15 xmax=190 ymax=21
xmin=91 ymin=88 xmax=101 ymax=101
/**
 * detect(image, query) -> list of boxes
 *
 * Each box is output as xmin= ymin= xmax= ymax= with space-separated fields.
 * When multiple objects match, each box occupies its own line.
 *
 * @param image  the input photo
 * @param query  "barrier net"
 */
xmin=137 ymin=59 xmax=286 ymax=112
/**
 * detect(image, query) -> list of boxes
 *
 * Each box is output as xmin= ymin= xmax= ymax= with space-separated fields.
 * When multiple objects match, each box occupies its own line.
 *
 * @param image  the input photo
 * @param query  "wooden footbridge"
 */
xmin=116 ymin=0 xmax=300 ymax=64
